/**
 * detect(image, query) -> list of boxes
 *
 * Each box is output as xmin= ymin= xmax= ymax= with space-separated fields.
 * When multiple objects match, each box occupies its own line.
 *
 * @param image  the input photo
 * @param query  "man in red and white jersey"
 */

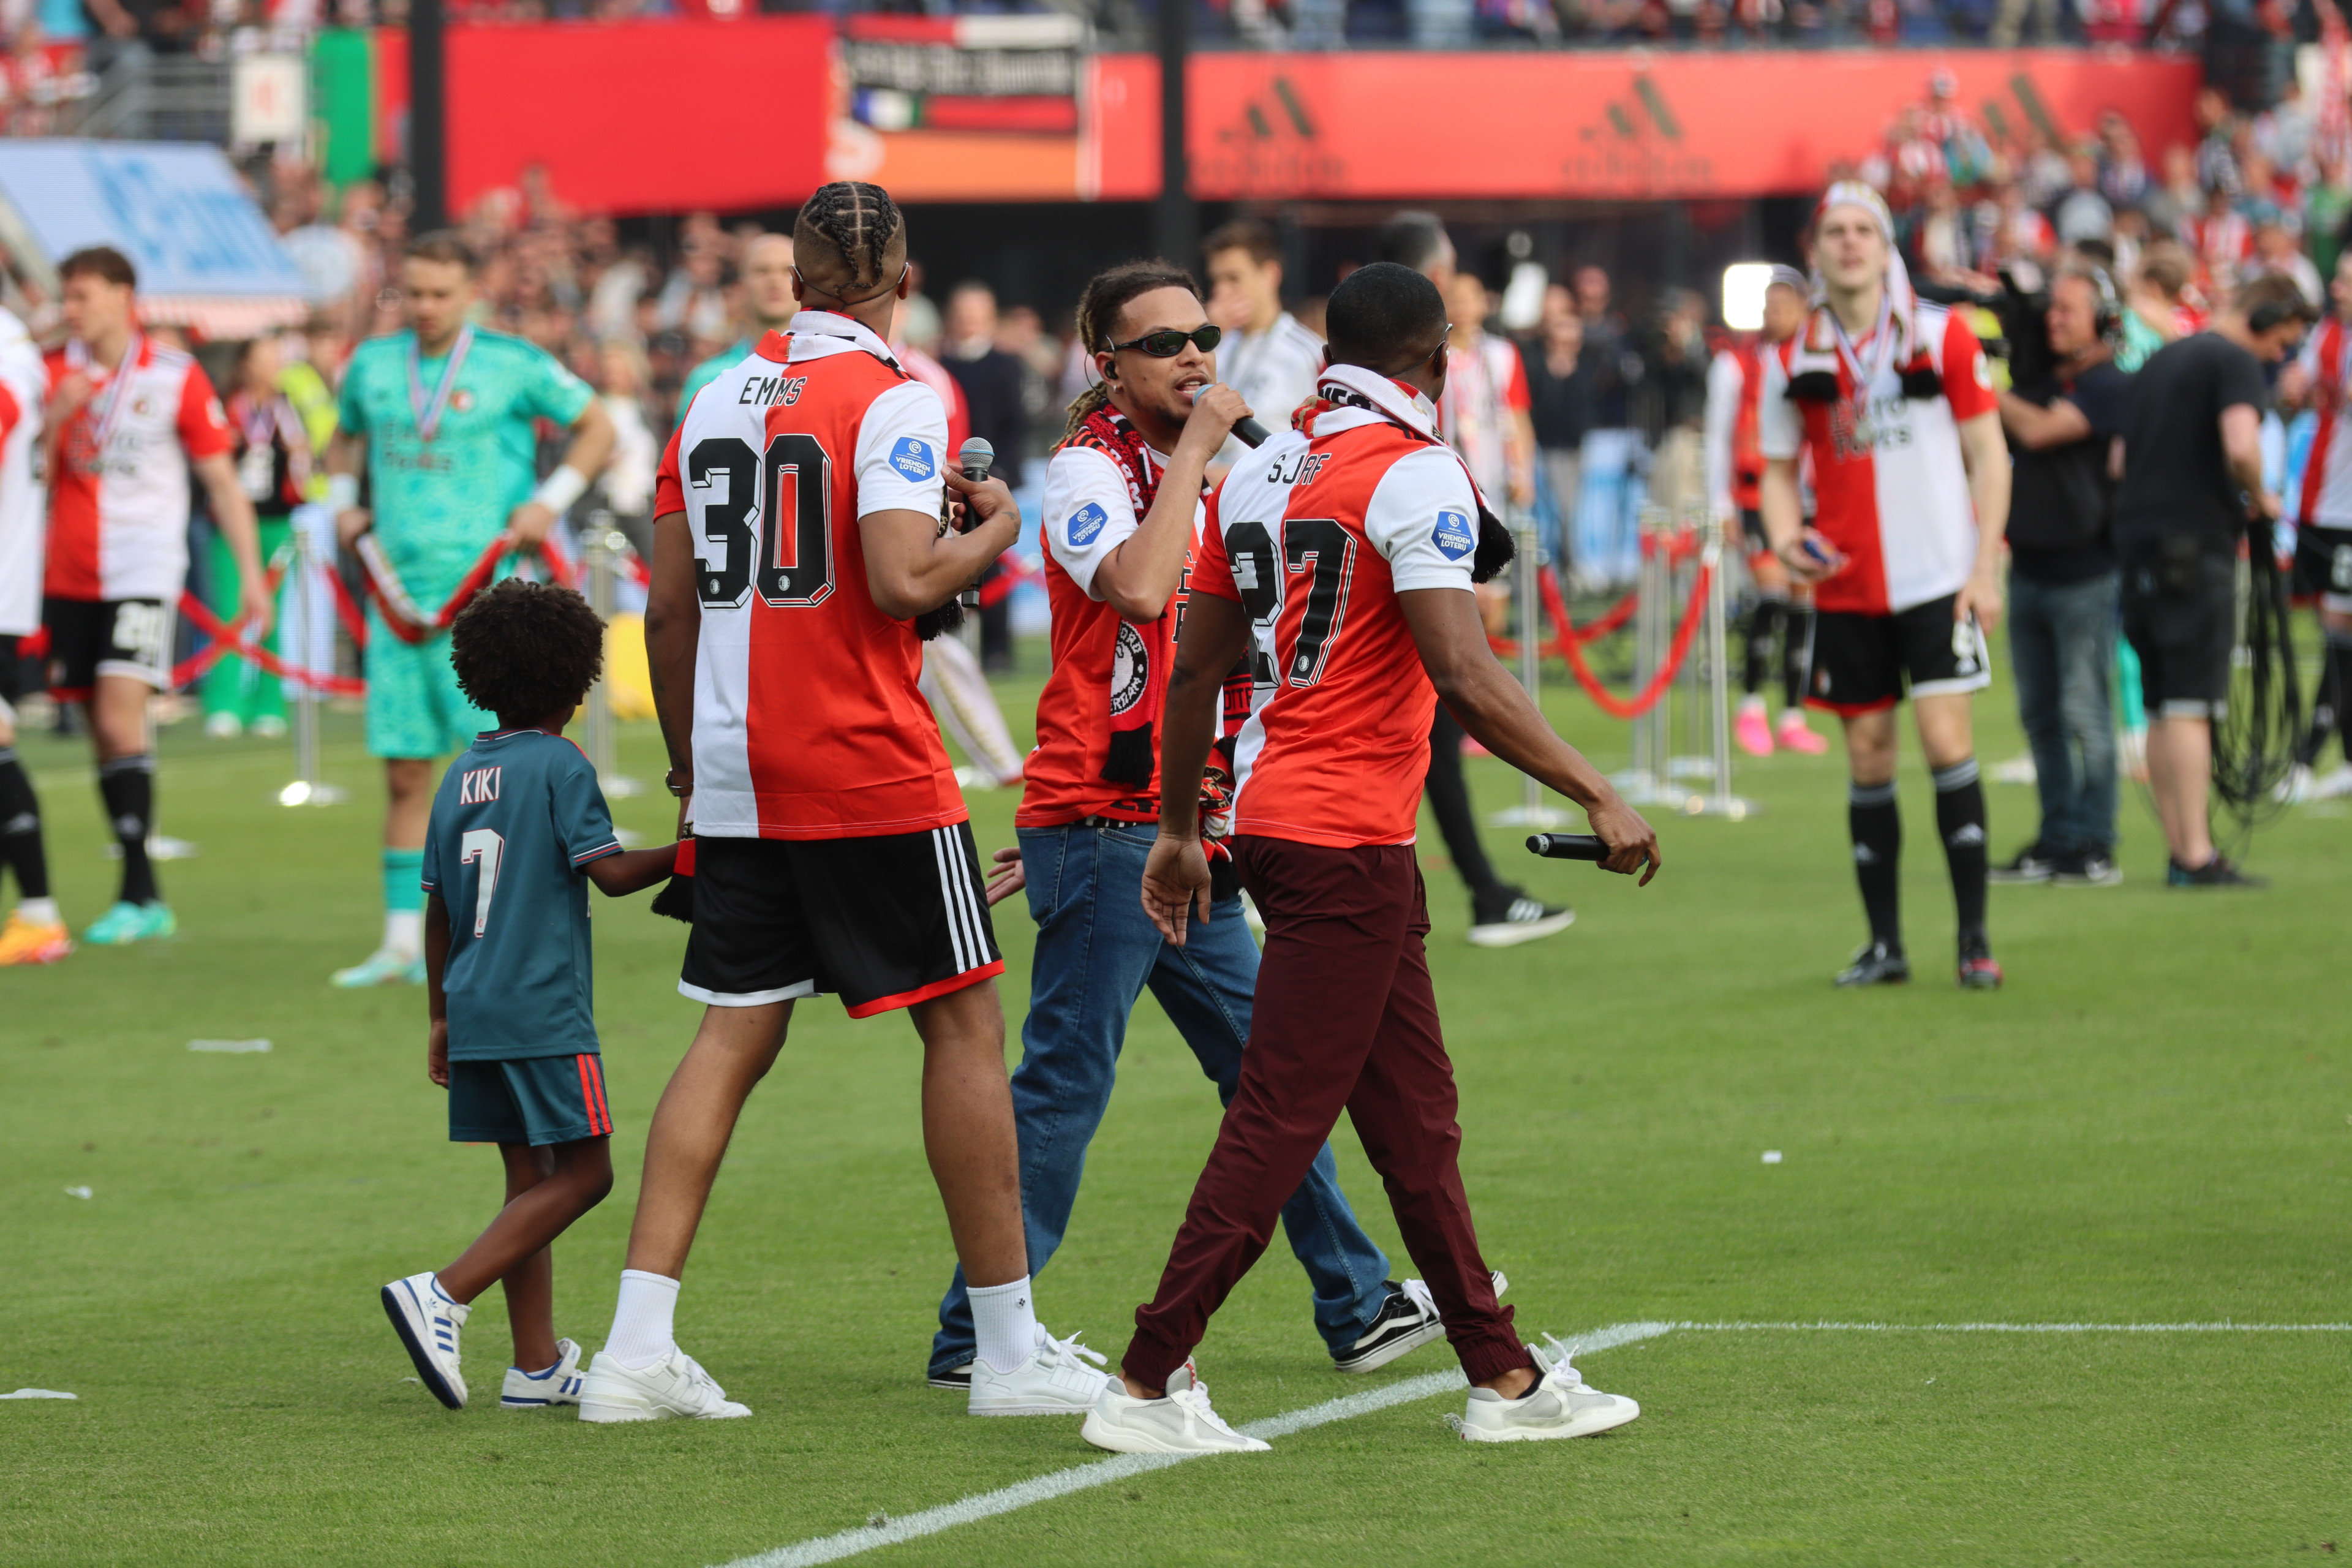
xmin=40 ymin=246 xmax=269 ymax=946
xmin=2275 ymin=249 xmax=2352 ymax=795
xmin=1705 ymin=264 xmax=1826 ymax=758
xmin=921 ymin=260 xmax=1436 ymax=1397
xmin=0 ymin=293 xmax=64 ymax=966
xmin=1758 ymin=183 xmax=2012 ymax=990
xmin=1081 ymin=263 xmax=1660 ymax=1455
xmin=582 ymin=182 xmax=1087 ymax=1426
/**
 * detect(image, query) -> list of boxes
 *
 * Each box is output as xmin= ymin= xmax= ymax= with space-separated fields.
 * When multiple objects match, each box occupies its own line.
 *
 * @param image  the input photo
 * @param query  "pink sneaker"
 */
xmin=1734 ymin=701 xmax=1774 ymax=757
xmin=1776 ymin=711 xmax=1830 ymax=755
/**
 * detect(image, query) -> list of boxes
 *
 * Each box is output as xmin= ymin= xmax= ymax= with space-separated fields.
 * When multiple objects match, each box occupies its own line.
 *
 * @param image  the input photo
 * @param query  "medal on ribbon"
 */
xmin=1825 ymin=298 xmax=1896 ymax=450
xmin=406 ymin=323 xmax=475 ymax=442
xmin=76 ymin=333 xmax=145 ymax=474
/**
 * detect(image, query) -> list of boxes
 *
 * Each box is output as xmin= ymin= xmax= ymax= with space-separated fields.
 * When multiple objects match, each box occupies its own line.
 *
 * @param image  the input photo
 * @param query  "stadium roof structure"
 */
xmin=0 ymin=139 xmax=312 ymax=337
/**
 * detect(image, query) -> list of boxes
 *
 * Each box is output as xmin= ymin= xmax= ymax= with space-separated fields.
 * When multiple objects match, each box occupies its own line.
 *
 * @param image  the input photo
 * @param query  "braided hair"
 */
xmin=793 ymin=181 xmax=905 ymax=292
xmin=1061 ymin=259 xmax=1200 ymax=439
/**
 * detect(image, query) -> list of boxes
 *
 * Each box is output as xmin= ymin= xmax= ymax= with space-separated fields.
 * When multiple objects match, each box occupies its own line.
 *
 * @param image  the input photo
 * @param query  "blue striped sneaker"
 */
xmin=382 ymin=1271 xmax=469 ymax=1409
xmin=502 ymin=1339 xmax=586 ymax=1409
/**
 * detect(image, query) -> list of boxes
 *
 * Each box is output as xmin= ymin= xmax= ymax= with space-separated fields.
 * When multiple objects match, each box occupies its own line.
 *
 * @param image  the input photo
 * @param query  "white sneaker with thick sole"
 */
xmin=576 ymin=1346 xmax=752 ymax=1422
xmin=502 ymin=1338 xmax=586 ymax=1408
xmin=968 ymin=1325 xmax=1112 ymax=1416
xmin=381 ymin=1272 xmax=469 ymax=1410
xmin=1456 ymin=1335 xmax=1640 ymax=1442
xmin=1080 ymin=1362 xmax=1269 ymax=1454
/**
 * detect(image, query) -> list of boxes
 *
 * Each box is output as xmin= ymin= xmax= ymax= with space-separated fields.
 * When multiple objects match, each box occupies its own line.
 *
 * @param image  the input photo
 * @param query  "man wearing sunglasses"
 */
xmin=925 ymin=260 xmax=1453 ymax=1395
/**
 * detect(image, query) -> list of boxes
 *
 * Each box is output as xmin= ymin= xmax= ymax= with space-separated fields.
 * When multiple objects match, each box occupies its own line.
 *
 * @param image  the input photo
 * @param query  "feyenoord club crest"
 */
xmin=1110 ymin=622 xmax=1150 ymax=715
xmin=451 ymin=389 xmax=476 ymax=412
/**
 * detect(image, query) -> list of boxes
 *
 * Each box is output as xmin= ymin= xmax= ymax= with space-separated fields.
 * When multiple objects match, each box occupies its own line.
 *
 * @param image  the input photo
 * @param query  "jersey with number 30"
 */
xmin=420 ymin=728 xmax=622 ymax=1062
xmin=1191 ymin=365 xmax=1479 ymax=850
xmin=653 ymin=311 xmax=959 ymax=840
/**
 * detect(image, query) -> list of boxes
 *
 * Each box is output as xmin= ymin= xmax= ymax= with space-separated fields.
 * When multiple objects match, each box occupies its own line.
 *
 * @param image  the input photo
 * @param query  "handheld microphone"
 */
xmin=1230 ymin=415 xmax=1272 ymax=449
xmin=956 ymin=437 xmax=995 ymax=609
xmin=1525 ymin=833 xmax=1608 ymax=862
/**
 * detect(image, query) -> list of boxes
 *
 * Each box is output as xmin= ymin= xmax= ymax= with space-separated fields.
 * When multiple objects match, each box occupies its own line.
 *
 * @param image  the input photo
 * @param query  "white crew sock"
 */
xmin=970 ymin=1275 xmax=1038 ymax=1375
xmin=606 ymin=1269 xmax=680 ymax=1370
xmin=384 ymin=908 xmax=423 ymax=960
xmin=18 ymin=897 xmax=59 ymax=926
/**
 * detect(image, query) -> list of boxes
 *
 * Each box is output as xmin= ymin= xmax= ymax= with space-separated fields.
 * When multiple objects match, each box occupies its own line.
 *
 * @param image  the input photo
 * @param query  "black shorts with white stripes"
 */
xmin=677 ymin=823 xmax=1003 ymax=1019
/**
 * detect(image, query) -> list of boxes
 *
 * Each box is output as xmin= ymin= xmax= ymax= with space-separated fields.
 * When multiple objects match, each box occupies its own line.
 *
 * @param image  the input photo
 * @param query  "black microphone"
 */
xmin=956 ymin=437 xmax=995 ymax=609
xmin=1525 ymin=833 xmax=1608 ymax=862
xmin=1230 ymin=415 xmax=1272 ymax=449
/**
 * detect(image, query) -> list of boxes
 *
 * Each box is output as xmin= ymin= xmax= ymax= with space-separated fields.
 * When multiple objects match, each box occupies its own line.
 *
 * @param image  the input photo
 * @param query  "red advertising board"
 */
xmin=444 ymin=18 xmax=831 ymax=215
xmin=1090 ymin=50 xmax=2200 ymax=203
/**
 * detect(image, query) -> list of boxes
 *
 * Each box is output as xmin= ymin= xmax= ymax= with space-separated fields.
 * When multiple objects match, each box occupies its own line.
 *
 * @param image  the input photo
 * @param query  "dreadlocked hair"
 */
xmin=1061 ymin=259 xmax=1200 ymax=440
xmin=794 ymin=181 xmax=904 ymax=291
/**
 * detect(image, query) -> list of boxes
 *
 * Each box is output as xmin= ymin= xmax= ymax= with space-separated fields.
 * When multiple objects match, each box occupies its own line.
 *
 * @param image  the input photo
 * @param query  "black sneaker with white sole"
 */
xmin=1331 ymin=1273 xmax=1507 ymax=1374
xmin=1467 ymin=888 xmax=1575 ymax=949
xmin=1988 ymin=843 xmax=2058 ymax=884
xmin=927 ymin=1363 xmax=973 ymax=1391
xmin=2051 ymin=850 xmax=2121 ymax=886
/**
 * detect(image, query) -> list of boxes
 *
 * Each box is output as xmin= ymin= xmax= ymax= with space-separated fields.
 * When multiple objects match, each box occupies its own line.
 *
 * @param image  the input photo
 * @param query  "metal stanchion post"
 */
xmin=1494 ymin=507 xmax=1565 ymax=827
xmin=278 ymin=521 xmax=344 ymax=807
xmin=584 ymin=515 xmax=643 ymax=802
xmin=1685 ymin=511 xmax=1757 ymax=820
xmin=1610 ymin=505 xmax=1665 ymax=803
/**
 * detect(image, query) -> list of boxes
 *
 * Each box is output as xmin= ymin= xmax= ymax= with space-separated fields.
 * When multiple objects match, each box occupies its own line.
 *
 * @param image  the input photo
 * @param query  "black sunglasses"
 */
xmin=1111 ymin=325 xmax=1223 ymax=358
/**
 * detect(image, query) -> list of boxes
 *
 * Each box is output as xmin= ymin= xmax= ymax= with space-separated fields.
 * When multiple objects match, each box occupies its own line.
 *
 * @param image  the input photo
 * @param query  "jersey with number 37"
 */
xmin=1190 ymin=366 xmax=1479 ymax=850
xmin=420 ymin=728 xmax=623 ymax=1061
xmin=653 ymin=312 xmax=960 ymax=841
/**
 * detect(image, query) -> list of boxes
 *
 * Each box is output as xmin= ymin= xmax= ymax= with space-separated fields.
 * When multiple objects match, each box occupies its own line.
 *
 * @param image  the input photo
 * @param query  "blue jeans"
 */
xmin=929 ymin=822 xmax=1393 ymax=1376
xmin=2009 ymin=569 xmax=2120 ymax=854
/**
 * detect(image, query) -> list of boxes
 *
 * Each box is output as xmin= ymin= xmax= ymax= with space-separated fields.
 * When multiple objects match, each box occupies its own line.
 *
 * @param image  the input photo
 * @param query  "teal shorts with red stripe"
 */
xmin=447 ymin=1053 xmax=613 ymax=1146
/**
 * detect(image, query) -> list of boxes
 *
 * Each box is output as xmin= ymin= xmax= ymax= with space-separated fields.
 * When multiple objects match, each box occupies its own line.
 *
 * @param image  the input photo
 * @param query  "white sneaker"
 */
xmin=1080 ymin=1362 xmax=1269 ymax=1454
xmin=967 ymin=1324 xmax=1112 ymax=1416
xmin=2315 ymin=762 xmax=2352 ymax=801
xmin=381 ymin=1272 xmax=469 ymax=1409
xmin=2277 ymin=762 xmax=2315 ymax=804
xmin=501 ymin=1338 xmax=586 ymax=1408
xmin=576 ymin=1346 xmax=752 ymax=1422
xmin=1456 ymin=1335 xmax=1640 ymax=1443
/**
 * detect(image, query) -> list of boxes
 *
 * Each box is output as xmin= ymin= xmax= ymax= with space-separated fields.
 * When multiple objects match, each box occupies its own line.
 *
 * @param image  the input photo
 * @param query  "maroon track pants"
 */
xmin=1122 ymin=835 xmax=1531 ymax=1389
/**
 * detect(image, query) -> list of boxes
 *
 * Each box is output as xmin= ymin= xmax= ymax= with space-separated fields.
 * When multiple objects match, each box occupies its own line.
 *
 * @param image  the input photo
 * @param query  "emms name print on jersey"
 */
xmin=459 ymin=766 xmax=502 ymax=805
xmin=890 ymin=437 xmax=936 ymax=481
xmin=736 ymin=374 xmax=808 ymax=407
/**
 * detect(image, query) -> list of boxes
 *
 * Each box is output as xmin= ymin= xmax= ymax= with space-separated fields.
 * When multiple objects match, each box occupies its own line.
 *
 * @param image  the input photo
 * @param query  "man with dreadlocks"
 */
xmin=580 ymin=181 xmax=1089 ymax=1423
xmin=922 ymin=260 xmax=1452 ymax=1397
xmin=1758 ymin=182 xmax=2012 ymax=990
xmin=1088 ymin=263 xmax=1659 ymax=1455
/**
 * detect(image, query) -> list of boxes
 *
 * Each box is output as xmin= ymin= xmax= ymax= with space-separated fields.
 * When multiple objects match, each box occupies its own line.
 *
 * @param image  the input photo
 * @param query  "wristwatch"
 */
xmin=665 ymin=769 xmax=693 ymax=798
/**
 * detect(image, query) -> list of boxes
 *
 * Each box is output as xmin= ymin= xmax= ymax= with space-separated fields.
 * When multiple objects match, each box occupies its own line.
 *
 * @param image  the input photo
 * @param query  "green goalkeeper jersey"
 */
xmin=339 ymin=326 xmax=594 ymax=606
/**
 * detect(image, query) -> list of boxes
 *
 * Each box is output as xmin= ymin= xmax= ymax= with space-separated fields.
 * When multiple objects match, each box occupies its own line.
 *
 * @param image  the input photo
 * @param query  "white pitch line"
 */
xmin=717 ymin=1321 xmax=1673 ymax=1568
xmin=715 ymin=1316 xmax=2352 ymax=1568
xmin=1668 ymin=1320 xmax=2352 ymax=1334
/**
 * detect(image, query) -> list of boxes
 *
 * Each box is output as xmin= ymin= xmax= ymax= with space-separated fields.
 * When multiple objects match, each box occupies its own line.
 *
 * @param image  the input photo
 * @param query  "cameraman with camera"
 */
xmin=1989 ymin=263 xmax=2132 ymax=886
xmin=2113 ymin=272 xmax=2313 ymax=887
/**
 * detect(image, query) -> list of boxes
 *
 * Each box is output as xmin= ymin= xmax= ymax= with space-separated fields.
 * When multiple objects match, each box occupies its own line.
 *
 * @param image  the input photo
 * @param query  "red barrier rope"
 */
xmin=1486 ymin=568 xmax=1639 ymax=660
xmin=358 ymin=532 xmax=570 ymax=646
xmin=173 ymin=574 xmax=368 ymax=698
xmin=978 ymin=552 xmax=1044 ymax=609
xmin=1556 ymin=558 xmax=1714 ymax=721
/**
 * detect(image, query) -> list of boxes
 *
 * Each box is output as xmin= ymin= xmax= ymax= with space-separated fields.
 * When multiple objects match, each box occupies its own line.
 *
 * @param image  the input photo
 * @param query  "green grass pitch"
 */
xmin=4 ymin=646 xmax=2349 ymax=1566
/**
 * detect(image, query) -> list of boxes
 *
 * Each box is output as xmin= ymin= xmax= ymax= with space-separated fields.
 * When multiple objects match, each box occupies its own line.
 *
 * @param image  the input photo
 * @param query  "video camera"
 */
xmin=1918 ymin=268 xmax=2061 ymax=388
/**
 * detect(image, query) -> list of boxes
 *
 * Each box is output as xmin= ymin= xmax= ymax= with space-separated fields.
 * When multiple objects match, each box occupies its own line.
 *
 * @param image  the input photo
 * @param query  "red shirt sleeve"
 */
xmin=1940 ymin=311 xmax=1997 ymax=423
xmin=176 ymin=362 xmax=233 ymax=459
xmin=653 ymin=424 xmax=685 ymax=516
xmin=1188 ymin=488 xmax=1240 ymax=603
xmin=1503 ymin=345 xmax=1532 ymax=413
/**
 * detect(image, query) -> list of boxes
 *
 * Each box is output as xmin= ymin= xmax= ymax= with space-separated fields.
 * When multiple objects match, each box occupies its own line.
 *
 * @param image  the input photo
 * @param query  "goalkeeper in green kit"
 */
xmin=325 ymin=232 xmax=614 ymax=987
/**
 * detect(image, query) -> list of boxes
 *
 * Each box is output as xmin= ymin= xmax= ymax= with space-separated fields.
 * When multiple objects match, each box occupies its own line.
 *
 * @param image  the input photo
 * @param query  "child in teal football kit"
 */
xmin=382 ymin=579 xmax=676 ymax=1411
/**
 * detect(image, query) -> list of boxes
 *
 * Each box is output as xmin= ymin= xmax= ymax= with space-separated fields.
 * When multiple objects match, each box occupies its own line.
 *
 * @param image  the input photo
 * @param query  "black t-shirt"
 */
xmin=1522 ymin=339 xmax=1593 ymax=453
xmin=2114 ymin=332 xmax=2270 ymax=562
xmin=2007 ymin=358 xmax=2128 ymax=585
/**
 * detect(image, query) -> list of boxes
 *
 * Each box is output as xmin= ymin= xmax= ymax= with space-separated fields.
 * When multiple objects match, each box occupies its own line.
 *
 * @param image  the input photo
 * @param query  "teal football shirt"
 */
xmin=339 ymin=327 xmax=595 ymax=606
xmin=676 ymin=336 xmax=753 ymax=423
xmin=420 ymin=728 xmax=622 ymax=1061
